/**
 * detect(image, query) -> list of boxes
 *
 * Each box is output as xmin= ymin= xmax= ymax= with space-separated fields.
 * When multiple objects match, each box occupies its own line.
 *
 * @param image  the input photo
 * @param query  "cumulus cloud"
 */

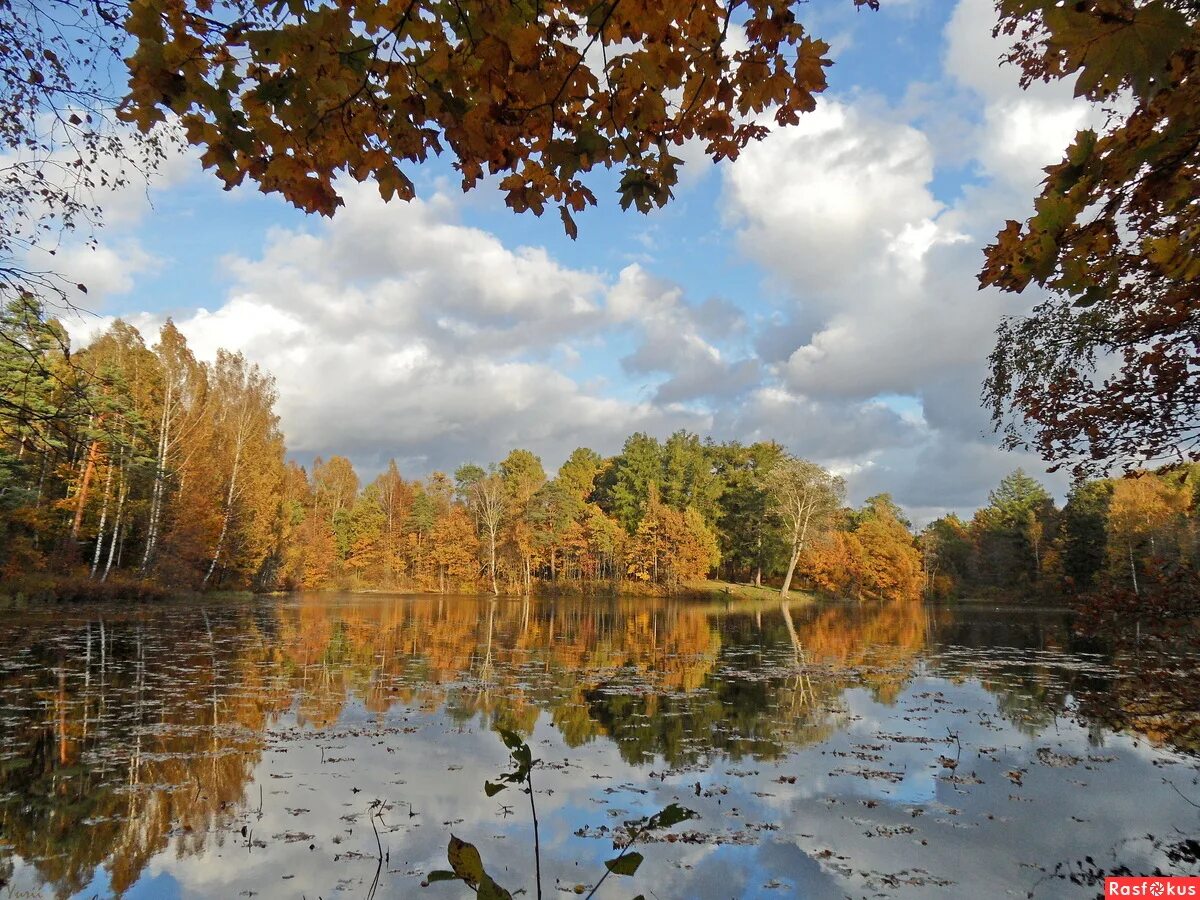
xmin=724 ymin=101 xmax=976 ymax=402
xmin=80 ymin=183 xmax=719 ymax=476
xmin=726 ymin=102 xmax=947 ymax=299
xmin=609 ymin=264 xmax=759 ymax=403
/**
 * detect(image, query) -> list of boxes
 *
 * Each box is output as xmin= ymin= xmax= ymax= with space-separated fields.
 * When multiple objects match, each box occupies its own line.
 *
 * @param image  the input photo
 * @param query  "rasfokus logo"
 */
xmin=1106 ymin=878 xmax=1200 ymax=897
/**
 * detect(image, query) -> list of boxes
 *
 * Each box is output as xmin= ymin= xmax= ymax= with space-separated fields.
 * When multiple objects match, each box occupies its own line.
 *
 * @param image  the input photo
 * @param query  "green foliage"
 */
xmin=1061 ymin=479 xmax=1113 ymax=590
xmin=557 ymin=447 xmax=603 ymax=501
xmin=660 ymin=431 xmax=723 ymax=526
xmin=453 ymin=463 xmax=487 ymax=500
xmin=428 ymin=730 xmax=695 ymax=899
xmin=483 ymin=728 xmax=534 ymax=798
xmin=604 ymin=851 xmax=643 ymax=876
xmin=597 ymin=432 xmax=664 ymax=532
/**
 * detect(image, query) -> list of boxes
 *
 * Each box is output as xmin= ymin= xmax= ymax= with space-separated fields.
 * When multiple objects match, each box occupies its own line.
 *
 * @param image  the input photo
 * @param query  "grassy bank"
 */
xmin=0 ymin=574 xmax=259 ymax=604
xmin=683 ymin=579 xmax=815 ymax=603
xmin=0 ymin=574 xmax=176 ymax=603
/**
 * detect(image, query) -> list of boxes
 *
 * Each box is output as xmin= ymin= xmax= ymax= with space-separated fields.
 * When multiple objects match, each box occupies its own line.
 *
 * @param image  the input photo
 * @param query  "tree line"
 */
xmin=3 ymin=300 xmax=1197 ymax=607
xmin=920 ymin=467 xmax=1200 ymax=608
xmin=0 ymin=298 xmax=284 ymax=592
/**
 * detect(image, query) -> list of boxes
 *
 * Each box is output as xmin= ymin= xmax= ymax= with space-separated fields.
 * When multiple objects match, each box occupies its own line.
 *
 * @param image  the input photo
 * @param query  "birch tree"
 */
xmin=764 ymin=457 xmax=845 ymax=599
xmin=466 ymin=471 xmax=505 ymax=596
xmin=140 ymin=321 xmax=208 ymax=574
xmin=202 ymin=351 xmax=280 ymax=588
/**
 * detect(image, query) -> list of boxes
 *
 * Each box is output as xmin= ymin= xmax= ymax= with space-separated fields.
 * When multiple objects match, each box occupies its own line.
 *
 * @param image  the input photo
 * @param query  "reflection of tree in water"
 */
xmin=1074 ymin=646 xmax=1200 ymax=755
xmin=927 ymin=606 xmax=1200 ymax=756
xmin=928 ymin=608 xmax=1100 ymax=736
xmin=0 ymin=595 xmax=939 ymax=894
xmin=23 ymin=594 xmax=1195 ymax=896
xmin=0 ymin=608 xmax=292 ymax=897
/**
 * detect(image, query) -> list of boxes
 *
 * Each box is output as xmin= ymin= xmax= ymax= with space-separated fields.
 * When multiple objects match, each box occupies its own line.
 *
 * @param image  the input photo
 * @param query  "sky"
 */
xmin=56 ymin=0 xmax=1103 ymax=524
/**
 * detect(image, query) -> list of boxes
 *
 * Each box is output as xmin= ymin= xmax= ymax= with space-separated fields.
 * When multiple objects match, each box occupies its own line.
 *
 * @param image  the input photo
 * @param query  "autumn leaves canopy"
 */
xmin=121 ymin=0 xmax=877 ymax=236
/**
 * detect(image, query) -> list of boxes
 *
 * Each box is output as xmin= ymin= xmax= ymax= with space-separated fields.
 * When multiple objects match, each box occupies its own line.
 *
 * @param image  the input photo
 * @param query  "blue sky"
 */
xmin=59 ymin=0 xmax=1103 ymax=523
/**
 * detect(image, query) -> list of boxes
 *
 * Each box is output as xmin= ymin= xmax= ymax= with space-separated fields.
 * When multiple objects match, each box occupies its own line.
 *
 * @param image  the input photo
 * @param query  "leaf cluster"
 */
xmin=980 ymin=1 xmax=1200 ymax=474
xmin=121 ymin=0 xmax=877 ymax=235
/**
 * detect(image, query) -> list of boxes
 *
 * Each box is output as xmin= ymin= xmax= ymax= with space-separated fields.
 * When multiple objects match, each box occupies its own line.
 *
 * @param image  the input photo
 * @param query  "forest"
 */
xmin=3 ymin=300 xmax=1198 ymax=610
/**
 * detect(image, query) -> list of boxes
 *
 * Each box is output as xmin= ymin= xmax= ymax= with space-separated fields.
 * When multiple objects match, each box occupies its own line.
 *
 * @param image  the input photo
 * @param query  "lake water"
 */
xmin=1 ymin=593 xmax=1197 ymax=898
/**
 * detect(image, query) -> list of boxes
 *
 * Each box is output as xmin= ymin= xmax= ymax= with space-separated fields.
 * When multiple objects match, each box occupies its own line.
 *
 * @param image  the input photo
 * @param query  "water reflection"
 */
xmin=0 ymin=594 xmax=1196 ymax=898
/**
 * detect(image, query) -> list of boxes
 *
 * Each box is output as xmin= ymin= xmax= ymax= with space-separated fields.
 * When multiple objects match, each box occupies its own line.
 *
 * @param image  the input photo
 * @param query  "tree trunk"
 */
xmin=489 ymin=528 xmax=498 ymax=596
xmin=70 ymin=438 xmax=102 ymax=543
xmin=141 ymin=382 xmax=172 ymax=572
xmin=101 ymin=454 xmax=127 ymax=583
xmin=780 ymin=547 xmax=801 ymax=598
xmin=90 ymin=460 xmax=113 ymax=578
xmin=203 ymin=447 xmax=241 ymax=589
xmin=1129 ymin=542 xmax=1139 ymax=596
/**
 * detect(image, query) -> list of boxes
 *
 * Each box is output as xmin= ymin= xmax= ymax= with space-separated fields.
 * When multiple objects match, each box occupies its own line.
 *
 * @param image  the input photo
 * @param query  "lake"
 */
xmin=1 ymin=593 xmax=1197 ymax=898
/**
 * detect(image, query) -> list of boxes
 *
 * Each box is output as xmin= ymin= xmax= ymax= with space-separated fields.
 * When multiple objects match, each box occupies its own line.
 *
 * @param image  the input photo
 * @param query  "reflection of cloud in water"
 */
xmin=0 ymin=594 xmax=1196 ymax=898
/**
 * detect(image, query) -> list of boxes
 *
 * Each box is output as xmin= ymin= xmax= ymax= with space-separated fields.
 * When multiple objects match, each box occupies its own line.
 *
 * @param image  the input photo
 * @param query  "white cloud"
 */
xmin=610 ymin=264 xmax=759 ymax=403
xmin=724 ymin=101 xmax=978 ymax=403
xmin=726 ymin=102 xmax=947 ymax=299
xmin=81 ymin=184 xmax=716 ymax=476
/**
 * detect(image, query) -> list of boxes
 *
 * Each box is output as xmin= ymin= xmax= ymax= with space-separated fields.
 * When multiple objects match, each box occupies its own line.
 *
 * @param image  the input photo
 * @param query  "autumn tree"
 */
xmin=342 ymin=489 xmax=387 ymax=580
xmin=980 ymin=1 xmax=1200 ymax=474
xmin=369 ymin=460 xmax=414 ymax=583
xmin=201 ymin=351 xmax=283 ymax=588
xmin=625 ymin=485 xmax=718 ymax=589
xmin=803 ymin=496 xmax=921 ymax=602
xmin=429 ymin=505 xmax=479 ymax=593
xmin=849 ymin=496 xmax=922 ymax=602
xmin=763 ymin=456 xmax=844 ymax=598
xmin=70 ymin=321 xmax=160 ymax=576
xmin=139 ymin=321 xmax=208 ymax=575
xmin=0 ymin=316 xmax=288 ymax=589
xmin=1106 ymin=473 xmax=1191 ymax=595
xmin=458 ymin=464 xmax=504 ymax=595
xmin=499 ymin=449 xmax=546 ymax=592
